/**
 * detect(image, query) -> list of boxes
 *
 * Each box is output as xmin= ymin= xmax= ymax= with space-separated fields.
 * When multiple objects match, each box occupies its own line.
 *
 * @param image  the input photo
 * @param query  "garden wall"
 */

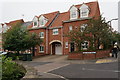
xmin=68 ymin=50 xmax=110 ymax=60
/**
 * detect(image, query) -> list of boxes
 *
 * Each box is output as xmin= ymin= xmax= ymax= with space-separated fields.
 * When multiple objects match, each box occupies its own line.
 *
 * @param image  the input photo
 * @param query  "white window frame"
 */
xmin=65 ymin=42 xmax=68 ymax=48
xmin=33 ymin=21 xmax=37 ymax=27
xmin=80 ymin=24 xmax=87 ymax=32
xmin=39 ymin=32 xmax=44 ymax=38
xmin=69 ymin=26 xmax=72 ymax=31
xmin=39 ymin=15 xmax=48 ymax=27
xmin=39 ymin=19 xmax=44 ymax=27
xmin=80 ymin=9 xmax=89 ymax=18
xmin=39 ymin=45 xmax=44 ymax=53
xmin=71 ymin=11 xmax=77 ymax=19
xmin=81 ymin=41 xmax=89 ymax=50
xmin=70 ymin=6 xmax=78 ymax=20
xmin=53 ymin=29 xmax=58 ymax=35
xmin=80 ymin=4 xmax=90 ymax=18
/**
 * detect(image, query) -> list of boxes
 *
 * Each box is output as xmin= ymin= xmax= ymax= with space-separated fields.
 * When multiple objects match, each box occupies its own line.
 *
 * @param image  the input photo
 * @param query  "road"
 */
xmin=49 ymin=62 xmax=119 ymax=79
xmin=19 ymin=54 xmax=120 ymax=80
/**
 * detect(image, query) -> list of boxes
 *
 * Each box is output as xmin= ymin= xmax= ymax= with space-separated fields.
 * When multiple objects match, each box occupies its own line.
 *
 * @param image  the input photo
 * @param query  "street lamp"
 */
xmin=107 ymin=18 xmax=118 ymax=46
xmin=107 ymin=18 xmax=118 ymax=27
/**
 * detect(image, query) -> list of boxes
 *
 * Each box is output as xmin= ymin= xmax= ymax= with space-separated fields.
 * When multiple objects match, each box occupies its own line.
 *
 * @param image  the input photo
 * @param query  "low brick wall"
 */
xmin=68 ymin=50 xmax=110 ymax=60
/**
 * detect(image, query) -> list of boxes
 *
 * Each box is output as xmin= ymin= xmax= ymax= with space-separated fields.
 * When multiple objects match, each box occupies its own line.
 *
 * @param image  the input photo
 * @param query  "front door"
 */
xmin=55 ymin=44 xmax=62 ymax=55
xmin=70 ymin=43 xmax=75 ymax=52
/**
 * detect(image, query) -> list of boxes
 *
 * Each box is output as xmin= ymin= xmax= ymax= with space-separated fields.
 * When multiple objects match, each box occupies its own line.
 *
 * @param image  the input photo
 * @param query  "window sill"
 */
xmin=39 ymin=51 xmax=44 ymax=53
xmin=53 ymin=34 xmax=58 ymax=35
xmin=70 ymin=18 xmax=77 ymax=20
xmin=40 ymin=37 xmax=44 ymax=39
xmin=32 ymin=26 xmax=37 ymax=28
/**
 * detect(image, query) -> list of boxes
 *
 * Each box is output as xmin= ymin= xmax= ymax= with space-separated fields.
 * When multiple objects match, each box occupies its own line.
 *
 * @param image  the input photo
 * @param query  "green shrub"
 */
xmin=6 ymin=52 xmax=17 ymax=60
xmin=2 ymin=56 xmax=26 ymax=80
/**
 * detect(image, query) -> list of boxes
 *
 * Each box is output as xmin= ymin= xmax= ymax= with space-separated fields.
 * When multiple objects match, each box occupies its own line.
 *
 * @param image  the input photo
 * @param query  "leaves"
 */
xmin=3 ymin=23 xmax=42 ymax=52
xmin=66 ymin=15 xmax=115 ymax=51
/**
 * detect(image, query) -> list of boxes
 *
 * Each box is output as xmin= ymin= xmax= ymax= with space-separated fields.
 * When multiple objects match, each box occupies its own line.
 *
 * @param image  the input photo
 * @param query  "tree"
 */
xmin=86 ymin=16 xmax=114 ymax=50
xmin=66 ymin=16 xmax=113 ymax=51
xmin=112 ymin=31 xmax=120 ymax=46
xmin=3 ymin=23 xmax=42 ymax=54
xmin=65 ymin=29 xmax=92 ymax=51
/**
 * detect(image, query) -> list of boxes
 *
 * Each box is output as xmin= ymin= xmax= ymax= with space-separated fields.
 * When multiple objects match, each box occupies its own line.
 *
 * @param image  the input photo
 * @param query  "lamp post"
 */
xmin=107 ymin=18 xmax=118 ymax=46
xmin=107 ymin=18 xmax=118 ymax=27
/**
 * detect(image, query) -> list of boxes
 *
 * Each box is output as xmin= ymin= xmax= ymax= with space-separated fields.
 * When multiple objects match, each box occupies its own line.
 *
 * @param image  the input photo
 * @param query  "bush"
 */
xmin=2 ymin=56 xmax=26 ymax=80
xmin=5 ymin=52 xmax=17 ymax=60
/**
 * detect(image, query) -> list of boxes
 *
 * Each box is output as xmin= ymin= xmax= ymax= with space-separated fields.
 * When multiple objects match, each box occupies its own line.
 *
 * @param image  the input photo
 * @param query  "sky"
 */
xmin=0 ymin=0 xmax=119 ymax=31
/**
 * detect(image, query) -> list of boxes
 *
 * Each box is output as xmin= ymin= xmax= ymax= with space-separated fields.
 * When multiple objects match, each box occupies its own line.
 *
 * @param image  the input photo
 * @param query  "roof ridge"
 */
xmin=75 ymin=1 xmax=98 ymax=6
xmin=40 ymin=11 xmax=59 ymax=17
xmin=60 ymin=12 xmax=68 ymax=14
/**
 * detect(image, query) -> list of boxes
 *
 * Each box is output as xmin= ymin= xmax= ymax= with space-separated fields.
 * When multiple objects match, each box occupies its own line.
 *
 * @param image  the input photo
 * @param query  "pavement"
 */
xmin=16 ymin=54 xmax=119 ymax=79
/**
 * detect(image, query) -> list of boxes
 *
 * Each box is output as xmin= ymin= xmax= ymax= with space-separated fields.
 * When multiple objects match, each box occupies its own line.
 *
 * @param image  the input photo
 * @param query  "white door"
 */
xmin=55 ymin=44 xmax=62 ymax=55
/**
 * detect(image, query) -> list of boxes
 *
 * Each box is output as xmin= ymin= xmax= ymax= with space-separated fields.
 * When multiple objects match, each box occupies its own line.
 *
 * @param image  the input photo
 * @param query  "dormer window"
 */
xmin=32 ymin=16 xmax=38 ymax=28
xmin=80 ymin=4 xmax=90 ymax=18
xmin=71 ymin=11 xmax=77 ymax=19
xmin=39 ymin=15 xmax=48 ymax=27
xmin=70 ymin=6 xmax=78 ymax=20
xmin=81 ymin=9 xmax=89 ymax=17
xmin=34 ymin=21 xmax=37 ymax=26
xmin=39 ymin=19 xmax=44 ymax=26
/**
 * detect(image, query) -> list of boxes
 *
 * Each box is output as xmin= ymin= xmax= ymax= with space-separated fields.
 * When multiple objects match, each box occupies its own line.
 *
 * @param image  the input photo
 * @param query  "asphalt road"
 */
xmin=49 ymin=62 xmax=119 ymax=79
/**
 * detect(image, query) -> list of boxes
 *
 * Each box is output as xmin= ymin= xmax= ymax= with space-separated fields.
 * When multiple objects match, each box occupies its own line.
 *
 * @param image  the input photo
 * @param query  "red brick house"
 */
xmin=28 ymin=1 xmax=100 ymax=56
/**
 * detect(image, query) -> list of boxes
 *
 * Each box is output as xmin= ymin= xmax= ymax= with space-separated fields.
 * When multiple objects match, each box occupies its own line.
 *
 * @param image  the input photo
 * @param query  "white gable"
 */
xmin=39 ymin=15 xmax=48 ymax=27
xmin=70 ymin=5 xmax=77 ymax=11
xmin=70 ymin=5 xmax=78 ymax=20
xmin=32 ymin=16 xmax=38 ymax=28
xmin=79 ymin=4 xmax=90 ymax=18
xmin=80 ymin=4 xmax=89 ymax=10
xmin=3 ymin=24 xmax=9 ymax=33
xmin=33 ymin=16 xmax=38 ymax=22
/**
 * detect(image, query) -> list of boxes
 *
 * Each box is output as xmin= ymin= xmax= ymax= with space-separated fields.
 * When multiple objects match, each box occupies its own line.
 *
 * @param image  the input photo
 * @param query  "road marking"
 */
xmin=45 ymin=73 xmax=69 ymax=80
xmin=81 ymin=68 xmax=118 ymax=72
xmin=45 ymin=63 xmax=69 ymax=73
xmin=96 ymin=59 xmax=117 ymax=63
xmin=114 ymin=71 xmax=120 ymax=73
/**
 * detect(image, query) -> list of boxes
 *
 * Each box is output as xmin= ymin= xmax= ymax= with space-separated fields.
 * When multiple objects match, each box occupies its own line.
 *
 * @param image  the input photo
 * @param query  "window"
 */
xmin=80 ymin=4 xmax=90 ymax=18
xmin=39 ymin=16 xmax=48 ymax=27
xmin=39 ymin=32 xmax=44 ymax=38
xmin=65 ymin=42 xmax=68 ymax=48
xmin=80 ymin=9 xmax=89 ymax=18
xmin=34 ymin=21 xmax=37 ymax=26
xmin=81 ymin=41 xmax=88 ymax=50
xmin=80 ymin=24 xmax=87 ymax=32
xmin=70 ymin=6 xmax=78 ymax=19
xmin=69 ymin=26 xmax=72 ymax=31
xmin=71 ymin=11 xmax=77 ymax=18
xmin=40 ymin=19 xmax=44 ymax=26
xmin=53 ymin=29 xmax=58 ymax=35
xmin=40 ymin=46 xmax=44 ymax=52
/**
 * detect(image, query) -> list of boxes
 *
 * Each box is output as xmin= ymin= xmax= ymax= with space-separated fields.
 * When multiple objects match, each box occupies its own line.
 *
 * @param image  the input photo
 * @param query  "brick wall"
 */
xmin=29 ymin=29 xmax=47 ymax=56
xmin=68 ymin=50 xmax=110 ymax=60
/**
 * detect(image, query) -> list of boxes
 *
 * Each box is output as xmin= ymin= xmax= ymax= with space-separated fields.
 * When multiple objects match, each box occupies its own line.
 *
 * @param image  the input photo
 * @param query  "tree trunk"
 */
xmin=16 ymin=51 xmax=19 ymax=56
xmin=32 ymin=46 xmax=35 ymax=56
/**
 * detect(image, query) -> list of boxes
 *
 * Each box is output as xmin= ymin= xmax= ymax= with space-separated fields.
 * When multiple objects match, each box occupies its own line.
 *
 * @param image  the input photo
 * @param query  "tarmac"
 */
xmin=16 ymin=54 xmax=119 ymax=79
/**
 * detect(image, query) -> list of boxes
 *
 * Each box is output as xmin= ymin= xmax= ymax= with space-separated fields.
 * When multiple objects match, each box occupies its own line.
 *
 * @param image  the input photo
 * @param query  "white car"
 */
xmin=0 ymin=51 xmax=7 ymax=55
